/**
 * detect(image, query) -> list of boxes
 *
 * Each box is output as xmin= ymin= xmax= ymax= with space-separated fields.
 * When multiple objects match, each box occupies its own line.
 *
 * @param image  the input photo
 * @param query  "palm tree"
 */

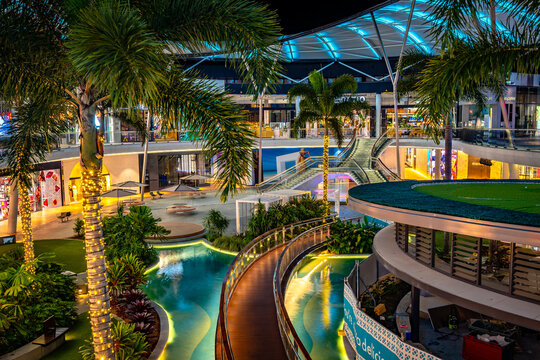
xmin=414 ymin=0 xmax=539 ymax=155
xmin=1 ymin=101 xmax=68 ymax=272
xmin=0 ymin=1 xmax=281 ymax=358
xmin=288 ymin=71 xmax=367 ymax=213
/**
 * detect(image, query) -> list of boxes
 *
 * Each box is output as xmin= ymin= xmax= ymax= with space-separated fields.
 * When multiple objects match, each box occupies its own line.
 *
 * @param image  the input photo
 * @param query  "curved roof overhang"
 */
xmin=182 ymin=0 xmax=527 ymax=62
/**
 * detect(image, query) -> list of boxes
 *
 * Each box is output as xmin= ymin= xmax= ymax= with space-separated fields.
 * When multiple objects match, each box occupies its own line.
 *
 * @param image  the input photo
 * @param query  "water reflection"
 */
xmin=144 ymin=243 xmax=234 ymax=360
xmin=285 ymin=256 xmax=358 ymax=360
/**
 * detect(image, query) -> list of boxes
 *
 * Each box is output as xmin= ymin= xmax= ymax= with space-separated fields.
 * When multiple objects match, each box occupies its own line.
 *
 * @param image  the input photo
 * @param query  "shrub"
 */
xmin=80 ymin=321 xmax=148 ymax=360
xmin=73 ymin=218 xmax=85 ymax=238
xmin=245 ymin=196 xmax=326 ymax=241
xmin=212 ymin=235 xmax=248 ymax=252
xmin=327 ymin=217 xmax=382 ymax=254
xmin=0 ymin=254 xmax=76 ymax=354
xmin=203 ymin=209 xmax=230 ymax=241
xmin=107 ymin=254 xmax=148 ymax=304
xmin=103 ymin=205 xmax=169 ymax=266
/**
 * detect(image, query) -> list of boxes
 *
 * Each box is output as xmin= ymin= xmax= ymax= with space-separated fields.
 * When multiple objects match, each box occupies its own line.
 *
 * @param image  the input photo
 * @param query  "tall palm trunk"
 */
xmin=79 ymin=99 xmax=115 ymax=360
xmin=322 ymin=123 xmax=330 ymax=215
xmin=19 ymin=181 xmax=35 ymax=273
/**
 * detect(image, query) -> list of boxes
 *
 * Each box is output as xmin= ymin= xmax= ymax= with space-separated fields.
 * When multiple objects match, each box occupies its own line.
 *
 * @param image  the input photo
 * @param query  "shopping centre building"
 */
xmin=0 ymin=1 xmax=538 ymax=360
xmin=0 ymin=0 xmax=538 ymax=219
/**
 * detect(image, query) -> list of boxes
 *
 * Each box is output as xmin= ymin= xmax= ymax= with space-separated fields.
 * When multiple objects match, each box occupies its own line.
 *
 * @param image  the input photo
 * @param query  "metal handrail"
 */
xmin=351 ymin=159 xmax=370 ymax=184
xmin=273 ymin=215 xmax=366 ymax=359
xmin=375 ymin=158 xmax=400 ymax=181
xmin=370 ymin=129 xmax=391 ymax=167
xmin=215 ymin=215 xmax=336 ymax=360
xmin=256 ymin=132 xmax=357 ymax=193
xmin=273 ymin=222 xmax=333 ymax=359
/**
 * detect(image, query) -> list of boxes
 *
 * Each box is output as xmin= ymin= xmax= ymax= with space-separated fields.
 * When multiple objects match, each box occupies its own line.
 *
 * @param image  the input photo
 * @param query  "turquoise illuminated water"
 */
xmin=285 ymin=255 xmax=360 ymax=360
xmin=143 ymin=243 xmax=234 ymax=360
xmin=144 ymin=243 xmax=359 ymax=360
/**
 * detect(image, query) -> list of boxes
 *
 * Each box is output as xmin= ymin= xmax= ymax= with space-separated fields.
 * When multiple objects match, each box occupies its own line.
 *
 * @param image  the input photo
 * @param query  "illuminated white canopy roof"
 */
xmin=279 ymin=0 xmax=524 ymax=61
xmin=184 ymin=0 xmax=533 ymax=62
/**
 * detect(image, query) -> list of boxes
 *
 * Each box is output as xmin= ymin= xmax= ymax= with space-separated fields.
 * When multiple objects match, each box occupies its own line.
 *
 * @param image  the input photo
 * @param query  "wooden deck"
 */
xmin=226 ymin=245 xmax=288 ymax=360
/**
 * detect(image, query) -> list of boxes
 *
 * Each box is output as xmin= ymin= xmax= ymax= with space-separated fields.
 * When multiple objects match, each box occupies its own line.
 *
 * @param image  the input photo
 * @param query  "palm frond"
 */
xmin=132 ymin=0 xmax=283 ymax=95
xmin=146 ymin=68 xmax=254 ymax=201
xmin=308 ymin=71 xmax=326 ymax=93
xmin=290 ymin=110 xmax=319 ymax=138
xmin=67 ymin=1 xmax=167 ymax=109
xmin=0 ymin=0 xmax=69 ymax=102
xmin=1 ymin=101 xmax=70 ymax=188
xmin=325 ymin=117 xmax=344 ymax=148
xmin=330 ymin=74 xmax=357 ymax=98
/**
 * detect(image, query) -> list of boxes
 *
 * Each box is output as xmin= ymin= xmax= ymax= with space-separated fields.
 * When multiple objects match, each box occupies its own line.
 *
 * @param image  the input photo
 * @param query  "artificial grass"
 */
xmin=0 ymin=239 xmax=86 ymax=273
xmin=42 ymin=313 xmax=90 ymax=360
xmin=415 ymin=183 xmax=540 ymax=214
xmin=348 ymin=180 xmax=540 ymax=227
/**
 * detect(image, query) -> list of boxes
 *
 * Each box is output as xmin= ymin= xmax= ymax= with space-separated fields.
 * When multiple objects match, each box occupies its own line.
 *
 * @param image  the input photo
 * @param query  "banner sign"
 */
xmin=344 ymin=285 xmax=440 ymax=360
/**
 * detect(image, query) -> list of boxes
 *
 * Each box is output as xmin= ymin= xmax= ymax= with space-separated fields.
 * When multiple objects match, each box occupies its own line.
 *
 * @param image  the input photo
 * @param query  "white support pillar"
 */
xmin=375 ymin=93 xmax=382 ymax=137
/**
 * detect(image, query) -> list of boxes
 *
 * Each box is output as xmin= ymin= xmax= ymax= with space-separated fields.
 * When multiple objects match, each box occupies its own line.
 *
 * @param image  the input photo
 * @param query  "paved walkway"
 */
xmin=226 ymin=245 xmax=288 ymax=360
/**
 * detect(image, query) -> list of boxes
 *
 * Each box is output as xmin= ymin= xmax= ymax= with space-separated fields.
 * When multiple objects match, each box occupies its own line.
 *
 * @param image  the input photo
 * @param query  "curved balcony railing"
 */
xmin=215 ymin=215 xmax=336 ymax=360
xmin=273 ymin=222 xmax=333 ymax=359
xmin=273 ymin=216 xmax=365 ymax=359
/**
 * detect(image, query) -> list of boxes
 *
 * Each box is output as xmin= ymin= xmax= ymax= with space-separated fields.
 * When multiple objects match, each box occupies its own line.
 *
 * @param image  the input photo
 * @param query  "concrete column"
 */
xmin=410 ymin=286 xmax=420 ymax=343
xmin=434 ymin=149 xmax=441 ymax=180
xmin=508 ymin=163 xmax=519 ymax=179
xmin=295 ymin=96 xmax=301 ymax=116
xmin=7 ymin=180 xmax=18 ymax=235
xmin=375 ymin=93 xmax=382 ymax=137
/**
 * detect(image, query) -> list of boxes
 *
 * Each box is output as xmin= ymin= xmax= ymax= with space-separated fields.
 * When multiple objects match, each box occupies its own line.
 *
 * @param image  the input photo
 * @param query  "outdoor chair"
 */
xmin=149 ymin=191 xmax=157 ymax=199
xmin=57 ymin=212 xmax=71 ymax=222
xmin=157 ymin=191 xmax=164 ymax=198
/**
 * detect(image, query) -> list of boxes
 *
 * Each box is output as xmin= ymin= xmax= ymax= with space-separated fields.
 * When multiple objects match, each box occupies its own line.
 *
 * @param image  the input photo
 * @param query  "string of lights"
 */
xmin=19 ymin=181 xmax=35 ymax=274
xmin=81 ymin=168 xmax=114 ymax=360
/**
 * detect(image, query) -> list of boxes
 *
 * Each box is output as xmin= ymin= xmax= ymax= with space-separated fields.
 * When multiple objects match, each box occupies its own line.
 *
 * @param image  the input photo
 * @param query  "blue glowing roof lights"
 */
xmin=376 ymin=16 xmax=431 ymax=54
xmin=347 ymin=26 xmax=381 ymax=59
xmin=315 ymin=33 xmax=340 ymax=59
xmin=285 ymin=40 xmax=298 ymax=61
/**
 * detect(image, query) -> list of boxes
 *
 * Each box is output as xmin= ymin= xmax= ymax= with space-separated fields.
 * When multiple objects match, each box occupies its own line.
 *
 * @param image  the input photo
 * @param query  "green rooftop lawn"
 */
xmin=414 ymin=183 xmax=540 ymax=214
xmin=0 ymin=239 xmax=86 ymax=273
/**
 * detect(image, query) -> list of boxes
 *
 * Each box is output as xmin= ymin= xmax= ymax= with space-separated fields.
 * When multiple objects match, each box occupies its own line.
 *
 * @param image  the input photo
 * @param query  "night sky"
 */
xmin=263 ymin=0 xmax=385 ymax=34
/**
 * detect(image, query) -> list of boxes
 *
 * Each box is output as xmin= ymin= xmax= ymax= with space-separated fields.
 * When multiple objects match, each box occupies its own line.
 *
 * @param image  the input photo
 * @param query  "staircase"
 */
xmin=341 ymin=138 xmax=387 ymax=184
xmin=256 ymin=136 xmax=390 ymax=193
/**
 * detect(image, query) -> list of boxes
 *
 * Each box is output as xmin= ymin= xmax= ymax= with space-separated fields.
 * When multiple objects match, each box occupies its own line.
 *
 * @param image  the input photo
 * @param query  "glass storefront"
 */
xmin=157 ymin=153 xmax=210 ymax=187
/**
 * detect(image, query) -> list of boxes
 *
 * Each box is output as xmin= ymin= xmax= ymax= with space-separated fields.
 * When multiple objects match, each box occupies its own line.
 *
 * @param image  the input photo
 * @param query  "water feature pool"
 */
xmin=144 ymin=243 xmax=234 ymax=360
xmin=144 ymin=242 xmax=361 ymax=360
xmin=285 ymin=254 xmax=364 ymax=360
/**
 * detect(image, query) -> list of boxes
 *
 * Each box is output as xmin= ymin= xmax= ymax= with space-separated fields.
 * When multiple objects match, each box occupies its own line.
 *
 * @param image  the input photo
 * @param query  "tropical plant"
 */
xmin=411 ymin=0 xmax=539 ymax=160
xmin=0 ymin=101 xmax=69 ymax=272
xmin=73 ymin=218 xmax=86 ymax=238
xmin=244 ymin=196 xmax=327 ymax=240
xmin=203 ymin=209 xmax=230 ymax=241
xmin=1 ymin=0 xmax=281 ymax=356
xmin=327 ymin=218 xmax=382 ymax=254
xmin=80 ymin=321 xmax=149 ymax=360
xmin=102 ymin=206 xmax=165 ymax=266
xmin=0 ymin=254 xmax=76 ymax=354
xmin=288 ymin=71 xmax=368 ymax=212
xmin=212 ymin=235 xmax=248 ymax=252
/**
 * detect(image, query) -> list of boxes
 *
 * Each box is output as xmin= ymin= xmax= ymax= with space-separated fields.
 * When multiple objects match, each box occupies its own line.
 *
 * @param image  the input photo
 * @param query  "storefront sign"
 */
xmin=344 ymin=285 xmax=440 ymax=360
xmin=0 ymin=235 xmax=15 ymax=246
